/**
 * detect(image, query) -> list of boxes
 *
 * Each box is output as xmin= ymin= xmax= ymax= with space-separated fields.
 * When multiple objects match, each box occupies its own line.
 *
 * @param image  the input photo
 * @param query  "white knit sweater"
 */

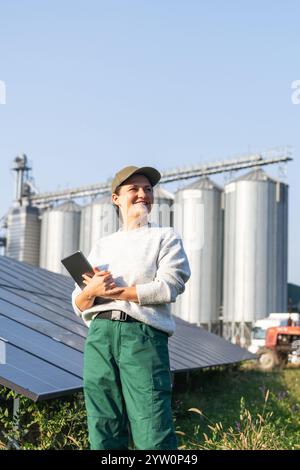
xmin=71 ymin=222 xmax=191 ymax=336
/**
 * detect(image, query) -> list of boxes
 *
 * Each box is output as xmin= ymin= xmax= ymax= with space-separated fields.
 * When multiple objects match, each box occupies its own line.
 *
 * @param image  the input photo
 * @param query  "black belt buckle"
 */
xmin=119 ymin=311 xmax=128 ymax=321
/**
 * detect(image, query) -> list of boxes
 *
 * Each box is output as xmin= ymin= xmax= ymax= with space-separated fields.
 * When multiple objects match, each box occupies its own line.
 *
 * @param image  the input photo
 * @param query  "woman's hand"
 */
xmin=82 ymin=268 xmax=125 ymax=298
xmin=102 ymin=286 xmax=139 ymax=302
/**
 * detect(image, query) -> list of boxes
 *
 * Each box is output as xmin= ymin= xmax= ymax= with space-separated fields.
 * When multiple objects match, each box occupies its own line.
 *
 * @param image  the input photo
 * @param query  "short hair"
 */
xmin=112 ymin=185 xmax=121 ymax=219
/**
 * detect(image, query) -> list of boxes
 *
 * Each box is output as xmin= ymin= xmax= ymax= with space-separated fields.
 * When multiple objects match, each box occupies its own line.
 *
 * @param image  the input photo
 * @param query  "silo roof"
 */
xmin=178 ymin=177 xmax=223 ymax=192
xmin=230 ymin=168 xmax=278 ymax=184
xmin=83 ymin=193 xmax=112 ymax=206
xmin=55 ymin=200 xmax=82 ymax=212
xmin=0 ymin=255 xmax=254 ymax=401
xmin=153 ymin=185 xmax=175 ymax=200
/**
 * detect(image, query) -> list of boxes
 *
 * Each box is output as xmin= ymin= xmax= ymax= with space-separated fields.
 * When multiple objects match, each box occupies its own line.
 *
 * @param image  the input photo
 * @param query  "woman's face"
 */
xmin=112 ymin=174 xmax=154 ymax=221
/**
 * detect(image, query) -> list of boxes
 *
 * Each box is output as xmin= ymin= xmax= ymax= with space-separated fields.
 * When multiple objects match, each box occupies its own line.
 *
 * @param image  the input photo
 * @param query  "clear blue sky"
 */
xmin=0 ymin=1 xmax=299 ymax=282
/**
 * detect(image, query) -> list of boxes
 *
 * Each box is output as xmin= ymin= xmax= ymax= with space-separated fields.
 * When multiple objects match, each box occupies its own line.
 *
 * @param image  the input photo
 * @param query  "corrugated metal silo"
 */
xmin=39 ymin=201 xmax=81 ymax=274
xmin=275 ymin=181 xmax=288 ymax=310
xmin=223 ymin=169 xmax=288 ymax=332
xmin=172 ymin=177 xmax=223 ymax=330
xmin=149 ymin=185 xmax=174 ymax=227
xmin=5 ymin=205 xmax=41 ymax=266
xmin=79 ymin=193 xmax=119 ymax=255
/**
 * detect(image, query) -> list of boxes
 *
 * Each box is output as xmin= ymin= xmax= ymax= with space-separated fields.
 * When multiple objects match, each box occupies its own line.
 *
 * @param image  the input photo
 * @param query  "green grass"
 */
xmin=172 ymin=363 xmax=300 ymax=450
xmin=1 ymin=362 xmax=299 ymax=449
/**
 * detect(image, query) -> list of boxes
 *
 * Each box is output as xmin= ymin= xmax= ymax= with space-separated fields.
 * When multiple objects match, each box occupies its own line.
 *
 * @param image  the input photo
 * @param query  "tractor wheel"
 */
xmin=277 ymin=354 xmax=288 ymax=369
xmin=258 ymin=350 xmax=277 ymax=371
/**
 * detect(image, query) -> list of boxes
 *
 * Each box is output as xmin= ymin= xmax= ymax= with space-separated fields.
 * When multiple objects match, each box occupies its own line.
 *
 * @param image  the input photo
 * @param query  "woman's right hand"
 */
xmin=82 ymin=268 xmax=124 ymax=298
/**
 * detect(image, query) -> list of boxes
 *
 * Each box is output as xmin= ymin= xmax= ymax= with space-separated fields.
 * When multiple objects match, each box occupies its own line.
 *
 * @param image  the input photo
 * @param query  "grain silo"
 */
xmin=222 ymin=169 xmax=288 ymax=341
xmin=79 ymin=193 xmax=119 ymax=256
xmin=5 ymin=205 xmax=41 ymax=266
xmin=5 ymin=154 xmax=41 ymax=266
xmin=39 ymin=201 xmax=81 ymax=274
xmin=275 ymin=181 xmax=288 ymax=309
xmin=172 ymin=177 xmax=223 ymax=330
xmin=149 ymin=185 xmax=174 ymax=227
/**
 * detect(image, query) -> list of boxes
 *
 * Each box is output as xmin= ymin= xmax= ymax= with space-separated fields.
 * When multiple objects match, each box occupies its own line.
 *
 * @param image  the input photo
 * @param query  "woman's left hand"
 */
xmin=83 ymin=269 xmax=138 ymax=302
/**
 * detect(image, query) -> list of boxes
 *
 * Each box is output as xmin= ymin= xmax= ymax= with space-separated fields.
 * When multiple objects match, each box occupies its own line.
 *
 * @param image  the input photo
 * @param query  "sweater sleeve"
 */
xmin=71 ymin=243 xmax=99 ymax=317
xmin=71 ymin=282 xmax=83 ymax=317
xmin=135 ymin=228 xmax=191 ymax=305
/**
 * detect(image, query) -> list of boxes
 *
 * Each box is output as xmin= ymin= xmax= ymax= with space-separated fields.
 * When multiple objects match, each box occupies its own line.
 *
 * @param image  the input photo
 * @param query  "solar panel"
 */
xmin=0 ymin=255 xmax=254 ymax=401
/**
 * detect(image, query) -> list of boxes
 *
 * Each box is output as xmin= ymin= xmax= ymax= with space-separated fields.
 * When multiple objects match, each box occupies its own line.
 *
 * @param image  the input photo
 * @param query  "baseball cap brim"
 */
xmin=111 ymin=166 xmax=161 ymax=194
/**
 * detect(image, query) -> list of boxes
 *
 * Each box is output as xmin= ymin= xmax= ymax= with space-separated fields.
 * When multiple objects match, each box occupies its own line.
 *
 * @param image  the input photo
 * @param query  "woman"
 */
xmin=72 ymin=165 xmax=191 ymax=450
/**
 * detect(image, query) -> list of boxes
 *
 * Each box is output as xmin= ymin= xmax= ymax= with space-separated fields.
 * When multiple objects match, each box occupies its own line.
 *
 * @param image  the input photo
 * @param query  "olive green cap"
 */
xmin=111 ymin=165 xmax=161 ymax=194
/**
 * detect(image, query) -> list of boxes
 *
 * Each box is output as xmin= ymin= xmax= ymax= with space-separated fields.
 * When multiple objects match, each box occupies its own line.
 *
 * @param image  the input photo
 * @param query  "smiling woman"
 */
xmin=112 ymin=172 xmax=155 ymax=230
xmin=71 ymin=165 xmax=191 ymax=451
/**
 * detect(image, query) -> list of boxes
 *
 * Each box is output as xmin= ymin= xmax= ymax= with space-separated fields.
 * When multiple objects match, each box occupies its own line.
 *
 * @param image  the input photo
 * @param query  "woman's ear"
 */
xmin=111 ymin=193 xmax=119 ymax=206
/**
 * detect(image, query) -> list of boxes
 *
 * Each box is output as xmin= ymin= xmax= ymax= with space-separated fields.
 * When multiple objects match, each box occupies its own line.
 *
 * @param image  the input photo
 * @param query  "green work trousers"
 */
xmin=83 ymin=317 xmax=178 ymax=450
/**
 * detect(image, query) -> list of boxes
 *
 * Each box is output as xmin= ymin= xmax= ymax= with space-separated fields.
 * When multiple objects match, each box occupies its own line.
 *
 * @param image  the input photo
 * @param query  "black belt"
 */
xmin=94 ymin=310 xmax=138 ymax=322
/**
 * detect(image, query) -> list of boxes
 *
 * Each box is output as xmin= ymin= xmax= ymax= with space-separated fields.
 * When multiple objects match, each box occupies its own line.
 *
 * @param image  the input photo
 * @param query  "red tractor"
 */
xmin=257 ymin=325 xmax=300 ymax=371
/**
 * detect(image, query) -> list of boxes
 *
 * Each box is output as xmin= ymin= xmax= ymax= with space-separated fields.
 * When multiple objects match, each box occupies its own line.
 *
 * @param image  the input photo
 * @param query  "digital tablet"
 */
xmin=61 ymin=250 xmax=94 ymax=289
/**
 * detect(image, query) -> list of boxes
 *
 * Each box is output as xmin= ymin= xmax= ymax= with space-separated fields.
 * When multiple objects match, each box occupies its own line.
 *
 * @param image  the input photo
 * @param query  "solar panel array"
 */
xmin=0 ymin=255 xmax=254 ymax=401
